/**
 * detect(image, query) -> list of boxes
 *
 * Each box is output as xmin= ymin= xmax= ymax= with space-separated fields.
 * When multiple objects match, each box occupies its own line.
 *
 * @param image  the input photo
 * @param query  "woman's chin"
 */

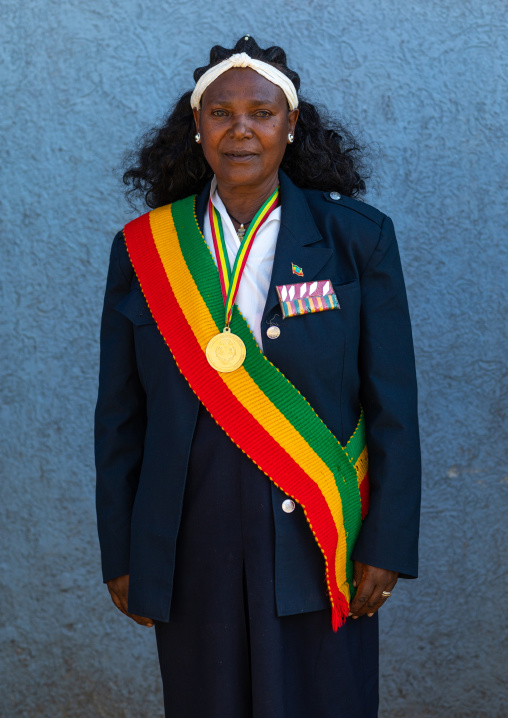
xmin=214 ymin=159 xmax=267 ymax=186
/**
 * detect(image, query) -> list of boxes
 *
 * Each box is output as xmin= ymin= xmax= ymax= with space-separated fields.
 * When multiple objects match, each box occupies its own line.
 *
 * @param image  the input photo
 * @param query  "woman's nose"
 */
xmin=229 ymin=115 xmax=253 ymax=138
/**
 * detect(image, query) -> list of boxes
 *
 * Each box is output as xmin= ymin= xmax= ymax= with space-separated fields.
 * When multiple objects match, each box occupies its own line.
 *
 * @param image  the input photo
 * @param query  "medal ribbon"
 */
xmin=208 ymin=186 xmax=279 ymax=328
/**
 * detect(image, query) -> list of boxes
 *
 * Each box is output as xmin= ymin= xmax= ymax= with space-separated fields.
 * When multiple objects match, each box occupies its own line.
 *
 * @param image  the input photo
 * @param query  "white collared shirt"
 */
xmin=204 ymin=177 xmax=281 ymax=349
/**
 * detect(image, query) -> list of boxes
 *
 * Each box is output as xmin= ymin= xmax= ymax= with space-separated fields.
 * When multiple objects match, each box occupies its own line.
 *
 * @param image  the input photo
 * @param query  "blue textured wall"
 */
xmin=1 ymin=1 xmax=507 ymax=716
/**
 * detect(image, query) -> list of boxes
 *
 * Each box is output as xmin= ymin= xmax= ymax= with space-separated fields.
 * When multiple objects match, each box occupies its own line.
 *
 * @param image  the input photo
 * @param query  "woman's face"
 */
xmin=193 ymin=67 xmax=298 ymax=190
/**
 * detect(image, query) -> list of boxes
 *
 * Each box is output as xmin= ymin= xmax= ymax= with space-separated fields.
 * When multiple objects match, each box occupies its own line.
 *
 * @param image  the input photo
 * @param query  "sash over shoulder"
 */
xmin=123 ymin=195 xmax=370 ymax=630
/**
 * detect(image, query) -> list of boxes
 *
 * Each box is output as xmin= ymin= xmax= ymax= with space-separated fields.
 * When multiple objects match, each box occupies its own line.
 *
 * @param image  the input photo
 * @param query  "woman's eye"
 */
xmin=255 ymin=110 xmax=271 ymax=117
xmin=212 ymin=110 xmax=228 ymax=117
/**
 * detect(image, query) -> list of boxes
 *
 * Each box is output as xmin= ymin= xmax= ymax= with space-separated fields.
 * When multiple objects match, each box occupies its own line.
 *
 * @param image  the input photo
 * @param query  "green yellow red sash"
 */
xmin=123 ymin=195 xmax=370 ymax=629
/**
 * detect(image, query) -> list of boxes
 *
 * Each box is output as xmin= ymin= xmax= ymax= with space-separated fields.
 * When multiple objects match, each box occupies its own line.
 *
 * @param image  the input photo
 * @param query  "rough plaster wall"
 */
xmin=1 ymin=0 xmax=506 ymax=716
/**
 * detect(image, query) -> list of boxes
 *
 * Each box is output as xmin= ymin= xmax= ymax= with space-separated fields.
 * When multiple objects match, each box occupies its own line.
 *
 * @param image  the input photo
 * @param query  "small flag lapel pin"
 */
xmin=291 ymin=263 xmax=304 ymax=276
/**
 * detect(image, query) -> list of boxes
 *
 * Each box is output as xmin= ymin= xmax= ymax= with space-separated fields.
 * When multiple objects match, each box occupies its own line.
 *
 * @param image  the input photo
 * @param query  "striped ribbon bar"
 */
xmin=209 ymin=187 xmax=279 ymax=327
xmin=123 ymin=196 xmax=370 ymax=630
xmin=277 ymin=279 xmax=340 ymax=319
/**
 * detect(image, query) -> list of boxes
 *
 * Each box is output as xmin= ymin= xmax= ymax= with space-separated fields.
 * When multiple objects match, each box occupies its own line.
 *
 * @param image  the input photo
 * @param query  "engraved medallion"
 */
xmin=206 ymin=328 xmax=246 ymax=373
xmin=266 ymin=325 xmax=281 ymax=339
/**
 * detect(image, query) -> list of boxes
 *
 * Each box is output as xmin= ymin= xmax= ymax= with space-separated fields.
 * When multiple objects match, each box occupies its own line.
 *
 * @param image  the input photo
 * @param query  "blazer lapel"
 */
xmin=194 ymin=173 xmax=333 ymax=324
xmin=262 ymin=171 xmax=332 ymax=322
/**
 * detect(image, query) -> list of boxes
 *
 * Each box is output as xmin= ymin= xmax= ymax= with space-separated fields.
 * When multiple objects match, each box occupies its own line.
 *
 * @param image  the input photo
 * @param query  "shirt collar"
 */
xmin=209 ymin=176 xmax=281 ymax=237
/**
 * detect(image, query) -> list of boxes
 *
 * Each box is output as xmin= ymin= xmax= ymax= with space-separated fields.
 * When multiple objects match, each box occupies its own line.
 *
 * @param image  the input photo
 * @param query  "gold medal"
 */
xmin=206 ymin=327 xmax=246 ymax=373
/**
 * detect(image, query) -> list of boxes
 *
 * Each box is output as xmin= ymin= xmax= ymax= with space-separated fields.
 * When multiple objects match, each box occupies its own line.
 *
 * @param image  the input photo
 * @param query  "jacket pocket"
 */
xmin=332 ymin=279 xmax=359 ymax=305
xmin=115 ymin=290 xmax=155 ymax=326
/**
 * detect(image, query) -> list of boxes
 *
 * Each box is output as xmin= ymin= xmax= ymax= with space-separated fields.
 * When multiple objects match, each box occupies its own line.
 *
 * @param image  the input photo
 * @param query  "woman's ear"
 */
xmin=288 ymin=108 xmax=299 ymax=135
xmin=192 ymin=107 xmax=200 ymax=133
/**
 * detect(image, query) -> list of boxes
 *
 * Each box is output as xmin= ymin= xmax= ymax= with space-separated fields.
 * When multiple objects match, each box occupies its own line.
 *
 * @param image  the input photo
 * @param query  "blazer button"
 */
xmin=282 ymin=499 xmax=296 ymax=513
xmin=329 ymin=191 xmax=341 ymax=200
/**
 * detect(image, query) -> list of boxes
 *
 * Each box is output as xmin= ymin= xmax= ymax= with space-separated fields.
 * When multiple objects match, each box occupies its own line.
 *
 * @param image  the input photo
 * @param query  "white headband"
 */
xmin=190 ymin=52 xmax=299 ymax=111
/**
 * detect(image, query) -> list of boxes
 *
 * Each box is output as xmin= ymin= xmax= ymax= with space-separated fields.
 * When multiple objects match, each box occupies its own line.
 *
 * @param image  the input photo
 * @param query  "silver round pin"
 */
xmin=266 ymin=326 xmax=281 ymax=339
xmin=329 ymin=191 xmax=341 ymax=200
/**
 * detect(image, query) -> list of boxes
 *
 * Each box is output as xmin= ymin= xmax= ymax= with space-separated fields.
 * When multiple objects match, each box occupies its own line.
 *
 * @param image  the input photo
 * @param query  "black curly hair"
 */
xmin=123 ymin=35 xmax=368 ymax=208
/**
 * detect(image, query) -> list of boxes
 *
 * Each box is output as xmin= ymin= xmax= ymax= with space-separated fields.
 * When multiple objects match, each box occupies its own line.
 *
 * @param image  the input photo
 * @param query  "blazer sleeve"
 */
xmin=94 ymin=232 xmax=147 ymax=584
xmin=351 ymin=216 xmax=421 ymax=578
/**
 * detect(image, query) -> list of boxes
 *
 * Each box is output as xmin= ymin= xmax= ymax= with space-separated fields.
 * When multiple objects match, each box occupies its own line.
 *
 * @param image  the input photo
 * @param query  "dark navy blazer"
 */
xmin=95 ymin=170 xmax=421 ymax=622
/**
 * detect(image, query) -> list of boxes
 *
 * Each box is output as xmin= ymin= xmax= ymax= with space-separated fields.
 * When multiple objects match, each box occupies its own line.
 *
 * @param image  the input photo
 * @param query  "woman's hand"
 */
xmin=106 ymin=574 xmax=154 ymax=627
xmin=349 ymin=562 xmax=398 ymax=619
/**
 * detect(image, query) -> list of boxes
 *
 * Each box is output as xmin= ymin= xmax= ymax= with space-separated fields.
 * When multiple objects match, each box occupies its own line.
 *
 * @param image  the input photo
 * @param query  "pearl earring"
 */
xmin=195 ymin=133 xmax=201 ymax=143
xmin=288 ymin=133 xmax=294 ymax=143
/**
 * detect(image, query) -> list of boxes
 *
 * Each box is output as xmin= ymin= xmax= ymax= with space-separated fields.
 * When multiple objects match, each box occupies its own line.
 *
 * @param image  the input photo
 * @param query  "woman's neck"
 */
xmin=215 ymin=173 xmax=279 ymax=226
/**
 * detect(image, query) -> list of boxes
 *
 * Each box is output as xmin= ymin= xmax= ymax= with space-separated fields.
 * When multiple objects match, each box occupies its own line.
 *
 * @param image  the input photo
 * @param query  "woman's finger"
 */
xmin=352 ymin=561 xmax=364 ymax=590
xmin=365 ymin=577 xmax=399 ymax=617
xmin=106 ymin=576 xmax=153 ymax=626
xmin=350 ymin=565 xmax=398 ymax=618
xmin=109 ymin=589 xmax=154 ymax=626
xmin=128 ymin=613 xmax=154 ymax=628
xmin=107 ymin=575 xmax=130 ymax=611
xmin=350 ymin=574 xmax=376 ymax=617
xmin=108 ymin=587 xmax=129 ymax=615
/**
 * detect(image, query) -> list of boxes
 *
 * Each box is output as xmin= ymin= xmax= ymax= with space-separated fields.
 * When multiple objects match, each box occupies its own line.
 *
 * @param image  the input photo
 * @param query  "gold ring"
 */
xmin=381 ymin=591 xmax=392 ymax=597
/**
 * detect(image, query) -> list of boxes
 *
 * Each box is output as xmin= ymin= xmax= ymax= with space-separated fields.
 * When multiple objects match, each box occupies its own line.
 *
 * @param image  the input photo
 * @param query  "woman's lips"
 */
xmin=224 ymin=152 xmax=257 ymax=163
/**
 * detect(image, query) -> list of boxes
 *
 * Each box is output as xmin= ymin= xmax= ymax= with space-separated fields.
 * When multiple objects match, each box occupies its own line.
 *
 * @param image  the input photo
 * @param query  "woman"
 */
xmin=95 ymin=35 xmax=421 ymax=717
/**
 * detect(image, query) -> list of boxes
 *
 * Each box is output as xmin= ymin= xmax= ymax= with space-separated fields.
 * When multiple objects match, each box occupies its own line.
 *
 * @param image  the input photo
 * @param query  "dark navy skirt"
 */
xmin=155 ymin=407 xmax=379 ymax=717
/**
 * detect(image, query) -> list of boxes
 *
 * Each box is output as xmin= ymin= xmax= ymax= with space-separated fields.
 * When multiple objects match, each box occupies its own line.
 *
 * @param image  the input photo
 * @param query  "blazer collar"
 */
xmin=193 ymin=170 xmax=332 ymax=317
